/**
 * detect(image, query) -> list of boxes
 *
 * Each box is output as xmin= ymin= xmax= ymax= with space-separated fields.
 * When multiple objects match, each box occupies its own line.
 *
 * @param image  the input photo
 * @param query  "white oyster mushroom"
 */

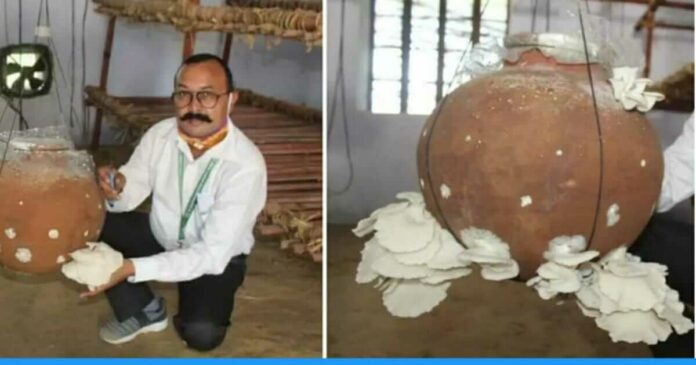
xmin=596 ymin=311 xmax=671 ymax=345
xmin=356 ymin=238 xmax=386 ymax=284
xmin=15 ymin=248 xmax=31 ymax=263
xmin=427 ymin=230 xmax=468 ymax=270
xmin=544 ymin=235 xmax=599 ymax=267
xmin=520 ymin=195 xmax=532 ymax=207
xmin=480 ymin=260 xmax=519 ymax=281
xmin=395 ymin=191 xmax=424 ymax=205
xmin=382 ymin=280 xmax=451 ymax=318
xmin=654 ymin=290 xmax=695 ymax=335
xmin=576 ymin=300 xmax=600 ymax=318
xmin=61 ymin=242 xmax=123 ymax=290
xmin=528 ymin=262 xmax=582 ymax=299
xmin=596 ymin=267 xmax=667 ymax=312
xmin=4 ymin=228 xmax=16 ymax=239
xmin=352 ymin=202 xmax=409 ymax=237
xmin=440 ymin=184 xmax=451 ymax=199
xmin=459 ymin=227 xmax=519 ymax=280
xmin=393 ymin=231 xmax=442 ymax=266
xmin=420 ymin=267 xmax=472 ymax=285
xmin=606 ymin=204 xmax=620 ymax=227
xmin=459 ymin=228 xmax=513 ymax=264
xmin=374 ymin=205 xmax=436 ymax=253
xmin=371 ymin=253 xmax=434 ymax=279
xmin=48 ymin=229 xmax=60 ymax=239
xmin=573 ymin=247 xmax=693 ymax=344
xmin=609 ymin=67 xmax=665 ymax=113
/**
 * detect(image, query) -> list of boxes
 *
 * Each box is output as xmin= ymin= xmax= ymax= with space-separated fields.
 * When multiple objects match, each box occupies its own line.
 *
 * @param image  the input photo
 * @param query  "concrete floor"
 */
xmin=0 ymin=239 xmax=321 ymax=357
xmin=327 ymin=224 xmax=652 ymax=357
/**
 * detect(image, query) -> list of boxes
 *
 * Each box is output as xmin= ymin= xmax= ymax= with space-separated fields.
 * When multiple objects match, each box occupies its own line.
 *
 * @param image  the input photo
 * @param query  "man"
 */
xmin=630 ymin=113 xmax=694 ymax=357
xmin=86 ymin=53 xmax=267 ymax=351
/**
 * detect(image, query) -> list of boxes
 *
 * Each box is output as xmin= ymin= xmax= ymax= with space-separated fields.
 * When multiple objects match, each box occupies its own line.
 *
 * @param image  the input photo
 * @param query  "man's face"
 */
xmin=174 ymin=61 xmax=235 ymax=138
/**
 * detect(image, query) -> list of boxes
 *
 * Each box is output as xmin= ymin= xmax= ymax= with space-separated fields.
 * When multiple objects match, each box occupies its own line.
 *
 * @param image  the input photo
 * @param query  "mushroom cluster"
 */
xmin=609 ymin=67 xmax=665 ymax=112
xmin=353 ymin=192 xmax=518 ymax=317
xmin=528 ymin=238 xmax=693 ymax=344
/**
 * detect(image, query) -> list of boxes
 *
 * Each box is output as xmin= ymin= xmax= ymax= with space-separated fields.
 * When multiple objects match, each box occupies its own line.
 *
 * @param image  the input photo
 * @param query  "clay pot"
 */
xmin=417 ymin=33 xmax=663 ymax=280
xmin=0 ymin=150 xmax=106 ymax=274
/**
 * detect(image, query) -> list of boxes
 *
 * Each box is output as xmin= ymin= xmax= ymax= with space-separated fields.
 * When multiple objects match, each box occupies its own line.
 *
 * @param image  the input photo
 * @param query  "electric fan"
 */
xmin=0 ymin=44 xmax=52 ymax=98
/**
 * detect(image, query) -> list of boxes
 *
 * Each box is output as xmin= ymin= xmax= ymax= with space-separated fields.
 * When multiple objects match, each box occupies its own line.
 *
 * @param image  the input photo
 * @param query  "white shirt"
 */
xmin=657 ymin=113 xmax=694 ymax=213
xmin=107 ymin=117 xmax=267 ymax=283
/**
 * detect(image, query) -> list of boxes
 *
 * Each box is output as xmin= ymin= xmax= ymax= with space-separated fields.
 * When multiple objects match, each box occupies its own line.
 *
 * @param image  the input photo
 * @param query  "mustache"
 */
xmin=180 ymin=112 xmax=212 ymax=123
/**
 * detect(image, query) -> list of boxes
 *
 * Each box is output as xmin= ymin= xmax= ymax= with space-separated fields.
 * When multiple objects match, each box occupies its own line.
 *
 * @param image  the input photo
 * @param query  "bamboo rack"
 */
xmin=92 ymin=0 xmax=322 ymax=48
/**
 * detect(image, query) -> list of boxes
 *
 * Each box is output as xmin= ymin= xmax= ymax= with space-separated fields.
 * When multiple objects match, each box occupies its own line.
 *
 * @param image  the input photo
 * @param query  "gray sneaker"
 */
xmin=99 ymin=297 xmax=168 ymax=345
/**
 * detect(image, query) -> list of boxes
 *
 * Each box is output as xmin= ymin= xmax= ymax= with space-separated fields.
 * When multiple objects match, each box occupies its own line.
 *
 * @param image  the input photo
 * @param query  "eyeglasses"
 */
xmin=171 ymin=90 xmax=228 ymax=108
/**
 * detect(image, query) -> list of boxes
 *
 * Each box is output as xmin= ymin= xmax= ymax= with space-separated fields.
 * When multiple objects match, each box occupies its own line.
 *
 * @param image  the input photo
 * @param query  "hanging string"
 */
xmin=70 ymin=0 xmax=76 ymax=129
xmin=81 ymin=0 xmax=89 ymax=143
xmin=577 ymin=5 xmax=605 ymax=248
xmin=427 ymin=0 xmax=493 ymax=244
xmin=545 ymin=0 xmax=550 ymax=32
xmin=0 ymin=0 xmax=23 ymax=176
xmin=531 ymin=0 xmax=538 ymax=32
xmin=18 ymin=0 xmax=27 ymax=130
xmin=328 ymin=0 xmax=352 ymax=195
xmin=446 ymin=0 xmax=491 ymax=92
xmin=3 ymin=1 xmax=9 ymax=45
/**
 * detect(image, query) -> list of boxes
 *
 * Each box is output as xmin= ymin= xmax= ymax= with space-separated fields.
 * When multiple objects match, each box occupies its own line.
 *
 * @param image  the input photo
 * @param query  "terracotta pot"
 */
xmin=417 ymin=33 xmax=663 ymax=280
xmin=0 ymin=150 xmax=106 ymax=274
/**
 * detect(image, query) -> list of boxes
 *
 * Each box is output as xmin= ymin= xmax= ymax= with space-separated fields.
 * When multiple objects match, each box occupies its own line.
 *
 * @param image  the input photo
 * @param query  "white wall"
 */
xmin=327 ymin=0 xmax=695 ymax=223
xmin=0 ymin=0 xmax=322 ymax=145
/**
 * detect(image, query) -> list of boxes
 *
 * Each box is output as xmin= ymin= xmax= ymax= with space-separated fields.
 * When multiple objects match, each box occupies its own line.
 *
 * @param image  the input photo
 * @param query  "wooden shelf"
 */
xmin=650 ymin=62 xmax=694 ymax=112
xmin=92 ymin=0 xmax=322 ymax=47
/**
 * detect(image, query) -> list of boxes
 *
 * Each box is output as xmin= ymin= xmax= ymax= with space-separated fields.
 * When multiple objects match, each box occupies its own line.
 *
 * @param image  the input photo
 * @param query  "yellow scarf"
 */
xmin=178 ymin=124 xmax=229 ymax=152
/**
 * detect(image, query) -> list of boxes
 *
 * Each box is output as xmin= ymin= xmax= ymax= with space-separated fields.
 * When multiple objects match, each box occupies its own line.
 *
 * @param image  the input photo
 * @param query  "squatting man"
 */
xmin=82 ymin=54 xmax=267 ymax=351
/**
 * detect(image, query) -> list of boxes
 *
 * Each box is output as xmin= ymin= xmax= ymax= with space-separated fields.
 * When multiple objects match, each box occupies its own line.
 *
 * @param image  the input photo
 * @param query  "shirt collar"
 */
xmin=174 ymin=117 xmax=237 ymax=162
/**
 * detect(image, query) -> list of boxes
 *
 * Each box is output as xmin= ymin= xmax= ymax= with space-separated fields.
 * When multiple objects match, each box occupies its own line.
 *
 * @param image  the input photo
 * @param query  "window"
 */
xmin=369 ymin=0 xmax=509 ymax=115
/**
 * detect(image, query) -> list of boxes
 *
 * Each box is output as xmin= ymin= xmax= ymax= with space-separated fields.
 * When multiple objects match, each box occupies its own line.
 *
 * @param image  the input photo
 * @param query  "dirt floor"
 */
xmin=328 ymin=224 xmax=652 ymax=358
xmin=0 ymin=238 xmax=321 ymax=357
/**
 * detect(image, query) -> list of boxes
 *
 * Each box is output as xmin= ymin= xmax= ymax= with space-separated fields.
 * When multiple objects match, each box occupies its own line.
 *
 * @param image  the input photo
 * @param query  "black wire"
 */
xmin=42 ymin=1 xmax=67 ymax=130
xmin=446 ymin=0 xmax=491 ymax=92
xmin=423 ymin=0 xmax=493 ymax=245
xmin=0 ymin=111 xmax=19 ymax=178
xmin=18 ymin=0 xmax=27 ymax=130
xmin=545 ymin=0 xmax=550 ymax=32
xmin=3 ymin=0 xmax=9 ymax=45
xmin=328 ymin=0 xmax=353 ymax=195
xmin=35 ymin=0 xmax=45 ymax=43
xmin=578 ymin=6 xmax=605 ymax=249
xmin=70 ymin=0 xmax=76 ymax=128
xmin=531 ymin=0 xmax=538 ymax=32
xmin=82 ymin=0 xmax=89 ymax=143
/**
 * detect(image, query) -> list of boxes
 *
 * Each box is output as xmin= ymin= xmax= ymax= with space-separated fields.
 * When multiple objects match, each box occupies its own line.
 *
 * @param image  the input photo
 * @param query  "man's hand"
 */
xmin=97 ymin=166 xmax=126 ymax=200
xmin=80 ymin=259 xmax=135 ymax=298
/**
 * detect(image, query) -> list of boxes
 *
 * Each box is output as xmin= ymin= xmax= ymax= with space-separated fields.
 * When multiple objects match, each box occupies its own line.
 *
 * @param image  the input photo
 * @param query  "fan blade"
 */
xmin=10 ymin=75 xmax=26 ymax=93
xmin=5 ymin=62 xmax=21 ymax=75
xmin=32 ymin=59 xmax=47 ymax=73
xmin=28 ymin=76 xmax=44 ymax=90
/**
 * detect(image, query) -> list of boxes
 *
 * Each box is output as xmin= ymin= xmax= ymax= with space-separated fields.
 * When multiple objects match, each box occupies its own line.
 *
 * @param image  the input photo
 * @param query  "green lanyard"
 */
xmin=178 ymin=151 xmax=219 ymax=242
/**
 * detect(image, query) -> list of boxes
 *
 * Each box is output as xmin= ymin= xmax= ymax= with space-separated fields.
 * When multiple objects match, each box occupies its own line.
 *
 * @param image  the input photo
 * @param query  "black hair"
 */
xmin=174 ymin=53 xmax=235 ymax=92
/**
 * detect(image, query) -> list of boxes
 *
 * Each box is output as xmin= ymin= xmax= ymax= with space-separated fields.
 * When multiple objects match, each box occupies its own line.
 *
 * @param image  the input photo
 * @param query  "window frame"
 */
xmin=368 ymin=0 xmax=511 ymax=115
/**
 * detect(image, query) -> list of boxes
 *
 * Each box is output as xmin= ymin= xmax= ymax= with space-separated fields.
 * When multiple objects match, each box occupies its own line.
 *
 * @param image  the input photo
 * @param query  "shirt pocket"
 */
xmin=196 ymin=191 xmax=215 ymax=219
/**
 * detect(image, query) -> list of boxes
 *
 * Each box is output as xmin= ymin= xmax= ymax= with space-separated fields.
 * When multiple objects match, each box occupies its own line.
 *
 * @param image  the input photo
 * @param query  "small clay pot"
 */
xmin=0 ymin=150 xmax=106 ymax=274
